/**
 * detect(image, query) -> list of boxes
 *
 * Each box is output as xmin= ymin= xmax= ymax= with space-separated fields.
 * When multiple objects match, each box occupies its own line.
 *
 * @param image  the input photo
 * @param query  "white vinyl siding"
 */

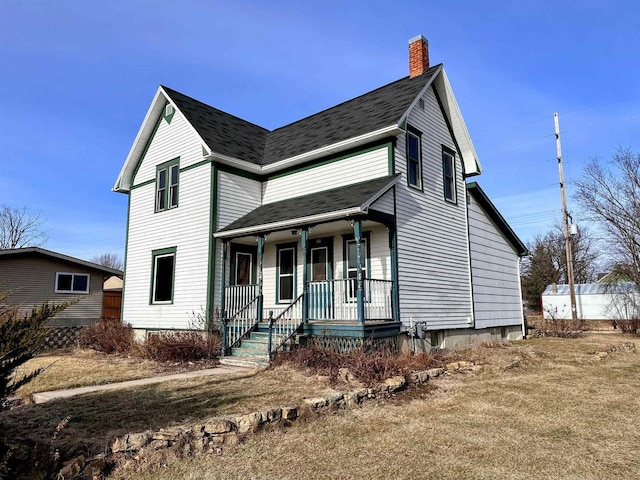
xmin=395 ymin=86 xmax=473 ymax=329
xmin=123 ymin=166 xmax=211 ymax=330
xmin=216 ymin=171 xmax=262 ymax=230
xmin=369 ymin=189 xmax=395 ymax=215
xmin=132 ymin=109 xmax=205 ymax=186
xmin=468 ymin=194 xmax=524 ymax=328
xmin=262 ymin=146 xmax=390 ymax=204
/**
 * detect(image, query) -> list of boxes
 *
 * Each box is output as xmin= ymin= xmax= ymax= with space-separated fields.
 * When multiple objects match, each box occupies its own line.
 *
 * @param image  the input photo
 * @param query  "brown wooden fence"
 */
xmin=102 ymin=291 xmax=122 ymax=321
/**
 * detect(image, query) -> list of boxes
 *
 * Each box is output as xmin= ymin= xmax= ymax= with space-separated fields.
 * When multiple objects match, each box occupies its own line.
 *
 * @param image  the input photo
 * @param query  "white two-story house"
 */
xmin=113 ymin=35 xmax=527 ymax=361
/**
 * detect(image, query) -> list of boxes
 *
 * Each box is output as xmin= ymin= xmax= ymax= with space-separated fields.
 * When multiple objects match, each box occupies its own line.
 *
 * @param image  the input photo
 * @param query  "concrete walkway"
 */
xmin=31 ymin=364 xmax=255 ymax=404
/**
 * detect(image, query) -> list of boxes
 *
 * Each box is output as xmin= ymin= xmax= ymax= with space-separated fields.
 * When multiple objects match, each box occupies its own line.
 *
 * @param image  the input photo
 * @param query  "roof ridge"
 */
xmin=268 ymin=64 xmax=442 ymax=134
xmin=160 ymin=85 xmax=271 ymax=133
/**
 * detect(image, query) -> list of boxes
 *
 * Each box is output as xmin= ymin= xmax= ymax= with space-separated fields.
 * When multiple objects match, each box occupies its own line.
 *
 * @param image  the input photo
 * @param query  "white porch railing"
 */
xmin=225 ymin=284 xmax=257 ymax=318
xmin=308 ymin=278 xmax=393 ymax=321
xmin=224 ymin=284 xmax=259 ymax=348
xmin=268 ymin=294 xmax=304 ymax=357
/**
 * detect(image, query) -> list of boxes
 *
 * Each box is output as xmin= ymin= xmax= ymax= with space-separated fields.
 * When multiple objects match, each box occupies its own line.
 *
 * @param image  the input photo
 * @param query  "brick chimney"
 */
xmin=408 ymin=35 xmax=429 ymax=78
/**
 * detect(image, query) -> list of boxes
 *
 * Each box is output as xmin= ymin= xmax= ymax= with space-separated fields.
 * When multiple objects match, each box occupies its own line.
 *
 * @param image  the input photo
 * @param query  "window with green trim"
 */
xmin=151 ymin=248 xmax=176 ymax=303
xmin=442 ymin=148 xmax=456 ymax=203
xmin=156 ymin=159 xmax=179 ymax=212
xmin=406 ymin=128 xmax=422 ymax=189
xmin=276 ymin=243 xmax=297 ymax=303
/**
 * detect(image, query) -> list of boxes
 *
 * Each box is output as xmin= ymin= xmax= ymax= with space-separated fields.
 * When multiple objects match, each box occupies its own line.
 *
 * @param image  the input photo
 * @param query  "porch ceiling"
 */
xmin=215 ymin=174 xmax=400 ymax=239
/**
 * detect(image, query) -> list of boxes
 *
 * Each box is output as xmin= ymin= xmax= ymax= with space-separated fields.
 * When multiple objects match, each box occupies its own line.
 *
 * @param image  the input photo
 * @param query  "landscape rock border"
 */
xmin=59 ymin=364 xmax=480 ymax=479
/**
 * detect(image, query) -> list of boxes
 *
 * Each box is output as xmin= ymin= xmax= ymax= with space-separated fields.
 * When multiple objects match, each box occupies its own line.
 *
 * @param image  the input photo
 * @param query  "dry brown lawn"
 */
xmin=14 ymin=348 xmax=218 ymax=398
xmin=2 ymin=365 xmax=336 ymax=459
xmin=123 ymin=334 xmax=640 ymax=480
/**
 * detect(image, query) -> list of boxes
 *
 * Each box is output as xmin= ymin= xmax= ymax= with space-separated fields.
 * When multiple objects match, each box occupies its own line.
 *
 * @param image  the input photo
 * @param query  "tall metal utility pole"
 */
xmin=554 ymin=112 xmax=578 ymax=322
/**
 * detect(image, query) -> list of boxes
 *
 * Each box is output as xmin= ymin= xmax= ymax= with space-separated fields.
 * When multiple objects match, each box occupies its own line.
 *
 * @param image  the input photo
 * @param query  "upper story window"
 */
xmin=156 ymin=159 xmax=179 ymax=212
xmin=55 ymin=272 xmax=90 ymax=294
xmin=442 ymin=148 xmax=457 ymax=203
xmin=406 ymin=128 xmax=422 ymax=189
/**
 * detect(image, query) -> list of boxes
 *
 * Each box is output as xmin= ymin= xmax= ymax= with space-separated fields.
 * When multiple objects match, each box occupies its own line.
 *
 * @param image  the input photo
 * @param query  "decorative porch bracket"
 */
xmin=301 ymin=228 xmax=309 ymax=325
xmin=257 ymin=235 xmax=265 ymax=324
xmin=354 ymin=219 xmax=365 ymax=325
xmin=220 ymin=240 xmax=228 ymax=355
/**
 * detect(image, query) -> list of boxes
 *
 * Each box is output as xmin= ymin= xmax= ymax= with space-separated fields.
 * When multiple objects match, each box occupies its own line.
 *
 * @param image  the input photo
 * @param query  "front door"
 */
xmin=308 ymin=238 xmax=333 ymax=320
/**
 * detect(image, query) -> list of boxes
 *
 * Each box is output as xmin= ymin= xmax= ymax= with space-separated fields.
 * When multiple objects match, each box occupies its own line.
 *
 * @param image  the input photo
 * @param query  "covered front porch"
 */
xmin=214 ymin=175 xmax=401 ymax=358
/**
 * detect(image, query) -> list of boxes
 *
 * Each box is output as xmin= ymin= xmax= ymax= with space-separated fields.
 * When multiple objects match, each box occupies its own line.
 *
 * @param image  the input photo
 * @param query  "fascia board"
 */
xmin=438 ymin=69 xmax=482 ymax=176
xmin=214 ymin=207 xmax=363 ymax=238
xmin=396 ymin=64 xmax=443 ymax=129
xmin=260 ymin=125 xmax=403 ymax=175
xmin=113 ymin=87 xmax=166 ymax=193
xmin=204 ymin=125 xmax=403 ymax=177
xmin=112 ymin=87 xmax=215 ymax=193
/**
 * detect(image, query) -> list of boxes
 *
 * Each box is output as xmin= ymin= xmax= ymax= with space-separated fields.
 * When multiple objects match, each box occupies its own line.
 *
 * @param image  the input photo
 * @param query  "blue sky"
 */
xmin=1 ymin=1 xmax=638 ymax=261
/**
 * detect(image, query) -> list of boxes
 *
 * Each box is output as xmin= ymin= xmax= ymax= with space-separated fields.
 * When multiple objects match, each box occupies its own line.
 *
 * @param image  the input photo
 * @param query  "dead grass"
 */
xmin=1 ymin=365 xmax=335 ymax=460
xmin=123 ymin=334 xmax=640 ymax=480
xmin=13 ymin=348 xmax=219 ymax=398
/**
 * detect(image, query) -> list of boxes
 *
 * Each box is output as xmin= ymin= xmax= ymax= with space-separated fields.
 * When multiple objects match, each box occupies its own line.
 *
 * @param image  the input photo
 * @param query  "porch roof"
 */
xmin=215 ymin=174 xmax=400 ymax=238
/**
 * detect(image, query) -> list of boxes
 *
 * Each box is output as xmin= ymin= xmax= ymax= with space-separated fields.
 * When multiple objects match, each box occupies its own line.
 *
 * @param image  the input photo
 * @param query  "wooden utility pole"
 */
xmin=554 ymin=113 xmax=578 ymax=322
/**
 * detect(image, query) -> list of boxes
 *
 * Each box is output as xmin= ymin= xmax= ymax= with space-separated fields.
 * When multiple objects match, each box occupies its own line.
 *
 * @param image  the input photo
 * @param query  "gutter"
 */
xmin=214 ymin=207 xmax=364 ymax=239
xmin=204 ymin=125 xmax=404 ymax=177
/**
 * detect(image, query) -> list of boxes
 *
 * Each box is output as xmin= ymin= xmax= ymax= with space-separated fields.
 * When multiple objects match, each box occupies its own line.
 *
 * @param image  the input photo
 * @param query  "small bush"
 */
xmin=78 ymin=319 xmax=134 ymax=354
xmin=615 ymin=319 xmax=640 ymax=335
xmin=1 ymin=293 xmax=70 ymax=410
xmin=272 ymin=344 xmax=456 ymax=387
xmin=141 ymin=331 xmax=220 ymax=362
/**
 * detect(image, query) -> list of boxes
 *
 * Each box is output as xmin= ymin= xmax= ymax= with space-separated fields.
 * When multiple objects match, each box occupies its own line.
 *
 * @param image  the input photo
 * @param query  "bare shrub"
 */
xmin=615 ymin=319 xmax=640 ymax=335
xmin=541 ymin=306 xmax=584 ymax=338
xmin=78 ymin=319 xmax=134 ymax=354
xmin=141 ymin=331 xmax=220 ymax=362
xmin=272 ymin=344 xmax=457 ymax=387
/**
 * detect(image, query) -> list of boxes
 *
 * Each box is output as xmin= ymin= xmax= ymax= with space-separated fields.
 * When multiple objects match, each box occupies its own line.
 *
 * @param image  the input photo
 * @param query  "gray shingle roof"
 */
xmin=161 ymin=86 xmax=269 ymax=164
xmin=162 ymin=64 xmax=440 ymax=166
xmin=218 ymin=174 xmax=400 ymax=235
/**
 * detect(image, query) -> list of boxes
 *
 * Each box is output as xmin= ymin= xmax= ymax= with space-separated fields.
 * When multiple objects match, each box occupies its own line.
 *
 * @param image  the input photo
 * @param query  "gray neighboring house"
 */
xmin=0 ymin=247 xmax=123 ymax=326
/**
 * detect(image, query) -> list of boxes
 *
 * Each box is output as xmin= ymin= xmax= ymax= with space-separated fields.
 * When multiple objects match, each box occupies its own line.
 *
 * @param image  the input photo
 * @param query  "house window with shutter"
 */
xmin=155 ymin=159 xmax=179 ymax=212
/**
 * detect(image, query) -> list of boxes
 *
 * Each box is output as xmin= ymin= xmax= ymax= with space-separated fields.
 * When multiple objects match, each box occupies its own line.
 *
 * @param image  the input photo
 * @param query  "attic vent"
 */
xmin=418 ymin=98 xmax=425 ymax=110
xmin=165 ymin=104 xmax=175 ymax=116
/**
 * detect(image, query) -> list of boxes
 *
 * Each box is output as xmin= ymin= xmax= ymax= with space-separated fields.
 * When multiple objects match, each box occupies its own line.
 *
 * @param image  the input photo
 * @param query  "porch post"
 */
xmin=389 ymin=222 xmax=400 ymax=323
xmin=220 ymin=240 xmax=228 ymax=355
xmin=301 ymin=228 xmax=309 ymax=325
xmin=257 ymin=235 xmax=265 ymax=323
xmin=354 ymin=219 xmax=365 ymax=325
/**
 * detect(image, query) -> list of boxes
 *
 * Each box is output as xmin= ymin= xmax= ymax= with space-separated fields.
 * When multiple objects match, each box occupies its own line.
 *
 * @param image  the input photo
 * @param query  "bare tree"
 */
xmin=0 ymin=205 xmax=48 ymax=250
xmin=91 ymin=253 xmax=123 ymax=271
xmin=574 ymin=149 xmax=640 ymax=287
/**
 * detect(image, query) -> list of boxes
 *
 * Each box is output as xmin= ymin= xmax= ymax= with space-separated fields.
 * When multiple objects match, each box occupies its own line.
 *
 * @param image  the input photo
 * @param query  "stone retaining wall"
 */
xmin=57 ymin=361 xmax=479 ymax=479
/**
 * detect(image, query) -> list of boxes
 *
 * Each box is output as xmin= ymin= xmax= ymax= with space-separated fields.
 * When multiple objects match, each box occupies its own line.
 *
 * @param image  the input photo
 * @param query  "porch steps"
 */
xmin=219 ymin=331 xmax=281 ymax=368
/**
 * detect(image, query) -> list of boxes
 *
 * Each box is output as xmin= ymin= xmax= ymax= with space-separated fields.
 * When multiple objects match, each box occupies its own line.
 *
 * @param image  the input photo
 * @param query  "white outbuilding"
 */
xmin=541 ymin=283 xmax=639 ymax=321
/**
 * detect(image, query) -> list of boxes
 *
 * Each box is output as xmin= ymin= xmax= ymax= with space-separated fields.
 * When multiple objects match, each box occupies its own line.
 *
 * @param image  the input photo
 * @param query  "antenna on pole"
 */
xmin=554 ymin=112 xmax=578 ymax=323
